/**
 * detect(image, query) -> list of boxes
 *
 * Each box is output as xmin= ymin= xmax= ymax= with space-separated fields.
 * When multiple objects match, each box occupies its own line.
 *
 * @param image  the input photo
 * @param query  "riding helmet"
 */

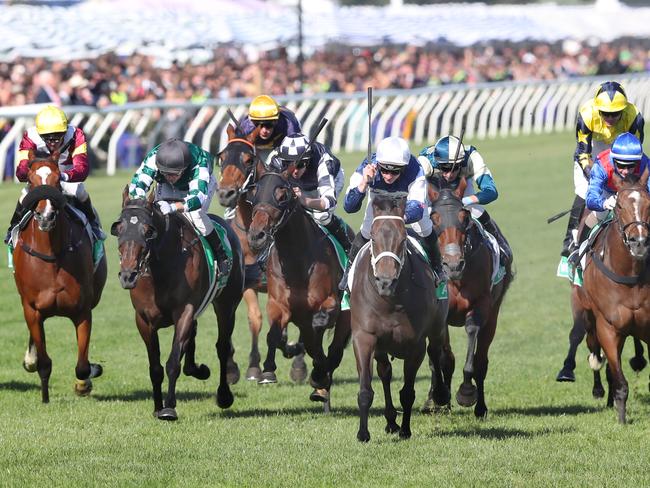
xmin=249 ymin=95 xmax=280 ymax=121
xmin=610 ymin=132 xmax=642 ymax=165
xmin=376 ymin=136 xmax=410 ymax=167
xmin=432 ymin=135 xmax=466 ymax=167
xmin=594 ymin=81 xmax=628 ymax=113
xmin=156 ymin=138 xmax=191 ymax=175
xmin=35 ymin=105 xmax=68 ymax=135
xmin=278 ymin=134 xmax=310 ymax=162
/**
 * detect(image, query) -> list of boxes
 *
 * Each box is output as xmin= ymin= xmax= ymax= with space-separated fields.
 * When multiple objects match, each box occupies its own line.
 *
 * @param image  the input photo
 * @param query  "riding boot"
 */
xmin=205 ymin=229 xmax=230 ymax=278
xmin=77 ymin=197 xmax=106 ymax=240
xmin=5 ymin=201 xmax=29 ymax=245
xmin=478 ymin=211 xmax=512 ymax=263
xmin=324 ymin=214 xmax=353 ymax=254
xmin=567 ymin=219 xmax=592 ymax=269
xmin=561 ymin=195 xmax=585 ymax=258
xmin=419 ymin=231 xmax=446 ymax=287
xmin=338 ymin=232 xmax=369 ymax=291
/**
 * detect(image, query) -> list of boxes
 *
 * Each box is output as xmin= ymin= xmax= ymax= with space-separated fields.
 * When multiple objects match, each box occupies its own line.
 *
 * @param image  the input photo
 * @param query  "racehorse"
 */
xmin=574 ymin=170 xmax=650 ymax=423
xmin=111 ymin=188 xmax=244 ymax=420
xmin=424 ymin=178 xmax=514 ymax=418
xmin=217 ymin=124 xmax=308 ymax=383
xmin=246 ymin=171 xmax=351 ymax=411
xmin=350 ymin=191 xmax=449 ymax=441
xmin=12 ymin=156 xmax=107 ymax=403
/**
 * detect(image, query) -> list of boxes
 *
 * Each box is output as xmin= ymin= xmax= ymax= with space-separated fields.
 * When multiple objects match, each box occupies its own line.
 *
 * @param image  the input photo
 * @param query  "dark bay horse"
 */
xmin=246 ymin=171 xmax=351 ymax=411
xmin=425 ymin=178 xmax=514 ymax=418
xmin=217 ymin=125 xmax=307 ymax=383
xmin=111 ymin=189 xmax=244 ymax=420
xmin=350 ymin=192 xmax=449 ymax=441
xmin=575 ymin=171 xmax=650 ymax=423
xmin=12 ymin=157 xmax=107 ymax=402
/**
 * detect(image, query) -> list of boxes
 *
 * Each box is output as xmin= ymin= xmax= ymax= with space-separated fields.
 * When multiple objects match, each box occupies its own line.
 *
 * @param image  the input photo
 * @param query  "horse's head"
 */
xmin=217 ymin=125 xmax=262 ymax=208
xmin=110 ymin=187 xmax=158 ymax=289
xmin=369 ymin=191 xmax=408 ymax=296
xmin=611 ymin=170 xmax=650 ymax=261
xmin=247 ymin=172 xmax=296 ymax=253
xmin=23 ymin=155 xmax=67 ymax=233
xmin=430 ymin=177 xmax=471 ymax=280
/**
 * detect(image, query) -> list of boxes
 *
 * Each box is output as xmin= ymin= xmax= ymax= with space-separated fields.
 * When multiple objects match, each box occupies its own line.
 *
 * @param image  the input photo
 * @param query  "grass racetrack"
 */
xmin=1 ymin=131 xmax=649 ymax=487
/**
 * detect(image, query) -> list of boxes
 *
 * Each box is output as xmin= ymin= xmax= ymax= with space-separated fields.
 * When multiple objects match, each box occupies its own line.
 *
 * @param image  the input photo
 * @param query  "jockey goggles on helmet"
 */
xmin=378 ymin=163 xmax=403 ymax=175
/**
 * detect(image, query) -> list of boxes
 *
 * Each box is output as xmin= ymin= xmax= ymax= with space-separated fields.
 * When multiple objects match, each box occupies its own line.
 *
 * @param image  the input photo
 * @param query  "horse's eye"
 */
xmin=144 ymin=227 xmax=157 ymax=240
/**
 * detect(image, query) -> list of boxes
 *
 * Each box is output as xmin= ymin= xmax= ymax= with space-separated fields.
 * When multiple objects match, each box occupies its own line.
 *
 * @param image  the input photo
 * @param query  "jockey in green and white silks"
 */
xmin=128 ymin=138 xmax=229 ymax=276
xmin=418 ymin=135 xmax=511 ymax=261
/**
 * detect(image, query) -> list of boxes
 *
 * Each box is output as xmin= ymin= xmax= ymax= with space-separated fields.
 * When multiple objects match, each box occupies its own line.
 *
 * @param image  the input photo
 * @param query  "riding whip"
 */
xmin=295 ymin=118 xmax=329 ymax=162
xmin=226 ymin=108 xmax=243 ymax=134
xmin=367 ymin=86 xmax=373 ymax=182
xmin=547 ymin=205 xmax=580 ymax=224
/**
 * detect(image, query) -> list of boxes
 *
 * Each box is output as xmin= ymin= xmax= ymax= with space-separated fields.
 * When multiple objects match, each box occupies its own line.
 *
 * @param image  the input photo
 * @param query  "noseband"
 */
xmin=370 ymin=215 xmax=406 ymax=277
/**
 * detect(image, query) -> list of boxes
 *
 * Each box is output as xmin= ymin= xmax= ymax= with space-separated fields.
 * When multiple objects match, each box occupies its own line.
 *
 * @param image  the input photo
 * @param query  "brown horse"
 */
xmin=574 ymin=171 xmax=650 ymax=423
xmin=350 ymin=191 xmax=449 ymax=441
xmin=246 ymin=171 xmax=351 ymax=411
xmin=111 ymin=189 xmax=245 ymax=420
xmin=425 ymin=178 xmax=514 ymax=418
xmin=217 ymin=125 xmax=307 ymax=383
xmin=12 ymin=157 xmax=107 ymax=402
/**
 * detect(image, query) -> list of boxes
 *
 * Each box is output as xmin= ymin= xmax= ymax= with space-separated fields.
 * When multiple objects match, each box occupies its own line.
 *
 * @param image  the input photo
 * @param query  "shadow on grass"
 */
xmin=425 ymin=426 xmax=565 ymax=440
xmin=0 ymin=380 xmax=39 ymax=392
xmin=494 ymin=404 xmax=602 ymax=416
xmin=93 ymin=390 xmax=214 ymax=402
xmin=214 ymin=405 xmax=385 ymax=419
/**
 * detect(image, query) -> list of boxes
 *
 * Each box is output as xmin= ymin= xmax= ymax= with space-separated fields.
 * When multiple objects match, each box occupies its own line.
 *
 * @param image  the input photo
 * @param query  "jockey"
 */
xmin=340 ymin=136 xmax=445 ymax=290
xmin=237 ymin=95 xmax=302 ymax=157
xmin=570 ymin=132 xmax=650 ymax=264
xmin=4 ymin=105 xmax=105 ymax=244
xmin=418 ymin=135 xmax=511 ymax=261
xmin=558 ymin=81 xmax=645 ymax=276
xmin=128 ymin=138 xmax=229 ymax=277
xmin=268 ymin=133 xmax=352 ymax=253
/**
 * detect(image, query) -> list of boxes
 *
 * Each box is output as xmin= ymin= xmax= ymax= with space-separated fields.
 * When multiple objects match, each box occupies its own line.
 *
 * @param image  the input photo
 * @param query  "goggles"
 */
xmin=378 ymin=163 xmax=403 ymax=175
xmin=42 ymin=133 xmax=65 ymax=144
xmin=253 ymin=120 xmax=276 ymax=129
xmin=613 ymin=158 xmax=639 ymax=169
xmin=438 ymin=163 xmax=461 ymax=173
xmin=599 ymin=110 xmax=623 ymax=120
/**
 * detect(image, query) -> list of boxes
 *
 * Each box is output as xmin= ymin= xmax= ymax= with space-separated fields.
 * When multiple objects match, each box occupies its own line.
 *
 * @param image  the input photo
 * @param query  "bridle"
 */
xmin=370 ymin=215 xmax=406 ymax=277
xmin=613 ymin=187 xmax=650 ymax=253
xmin=219 ymin=138 xmax=260 ymax=197
xmin=248 ymin=172 xmax=297 ymax=241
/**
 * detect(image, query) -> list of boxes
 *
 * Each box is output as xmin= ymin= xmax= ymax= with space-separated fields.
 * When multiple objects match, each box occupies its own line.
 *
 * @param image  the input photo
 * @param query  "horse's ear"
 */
xmin=455 ymin=176 xmax=467 ymax=198
xmin=226 ymin=124 xmax=236 ymax=140
xmin=428 ymin=184 xmax=439 ymax=203
xmin=121 ymin=185 xmax=130 ymax=207
xmin=49 ymin=149 xmax=61 ymax=164
xmin=248 ymin=125 xmax=261 ymax=143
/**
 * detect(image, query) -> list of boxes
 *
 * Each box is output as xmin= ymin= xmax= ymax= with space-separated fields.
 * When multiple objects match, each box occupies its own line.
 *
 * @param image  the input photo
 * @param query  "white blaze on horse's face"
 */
xmin=35 ymin=166 xmax=52 ymax=185
xmin=628 ymin=190 xmax=643 ymax=228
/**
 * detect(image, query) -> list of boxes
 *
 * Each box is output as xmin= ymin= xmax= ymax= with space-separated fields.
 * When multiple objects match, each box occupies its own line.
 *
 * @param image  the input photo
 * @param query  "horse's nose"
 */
xmin=248 ymin=230 xmax=267 ymax=251
xmin=218 ymin=188 xmax=237 ymax=207
xmin=118 ymin=270 xmax=138 ymax=289
xmin=375 ymin=276 xmax=395 ymax=296
xmin=628 ymin=235 xmax=648 ymax=258
xmin=443 ymin=259 xmax=464 ymax=280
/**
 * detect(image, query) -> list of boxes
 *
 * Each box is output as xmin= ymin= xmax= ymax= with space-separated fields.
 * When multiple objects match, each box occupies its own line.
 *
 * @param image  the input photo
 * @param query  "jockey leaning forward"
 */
xmin=558 ymin=81 xmax=644 ymax=277
xmin=128 ymin=138 xmax=229 ymax=277
xmin=418 ymin=134 xmax=512 ymax=261
xmin=5 ymin=105 xmax=105 ymax=244
xmin=268 ymin=133 xmax=352 ymax=253
xmin=339 ymin=136 xmax=445 ymax=290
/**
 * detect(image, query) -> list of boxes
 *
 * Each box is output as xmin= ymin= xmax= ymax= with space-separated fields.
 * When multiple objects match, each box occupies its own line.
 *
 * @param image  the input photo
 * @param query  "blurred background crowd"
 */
xmin=1 ymin=38 xmax=649 ymax=108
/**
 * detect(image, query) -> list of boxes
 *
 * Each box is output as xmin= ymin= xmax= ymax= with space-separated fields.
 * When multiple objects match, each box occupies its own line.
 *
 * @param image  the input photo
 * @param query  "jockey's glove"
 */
xmin=60 ymin=172 xmax=70 ymax=182
xmin=157 ymin=201 xmax=177 ymax=215
xmin=461 ymin=196 xmax=476 ymax=206
xmin=603 ymin=195 xmax=617 ymax=210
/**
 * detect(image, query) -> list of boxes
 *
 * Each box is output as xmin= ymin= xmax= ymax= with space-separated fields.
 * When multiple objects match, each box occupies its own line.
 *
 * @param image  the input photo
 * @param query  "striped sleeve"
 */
xmin=128 ymin=147 xmax=159 ymax=199
xmin=316 ymin=153 xmax=337 ymax=209
xmin=184 ymin=145 xmax=214 ymax=211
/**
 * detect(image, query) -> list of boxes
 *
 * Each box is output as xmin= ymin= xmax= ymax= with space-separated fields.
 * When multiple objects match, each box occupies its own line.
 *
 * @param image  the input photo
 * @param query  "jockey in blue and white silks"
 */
xmin=339 ymin=136 xmax=444 ymax=290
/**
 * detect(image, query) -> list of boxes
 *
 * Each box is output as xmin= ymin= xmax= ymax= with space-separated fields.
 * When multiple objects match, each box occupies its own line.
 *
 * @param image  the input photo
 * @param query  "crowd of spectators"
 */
xmin=1 ymin=37 xmax=649 ymax=109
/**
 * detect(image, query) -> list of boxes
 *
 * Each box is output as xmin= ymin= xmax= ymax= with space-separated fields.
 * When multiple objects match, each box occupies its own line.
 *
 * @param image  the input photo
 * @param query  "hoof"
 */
xmin=556 ymin=366 xmax=575 ymax=382
xmin=474 ymin=406 xmax=488 ymax=419
xmin=226 ymin=358 xmax=240 ymax=385
xmin=309 ymin=388 xmax=329 ymax=403
xmin=216 ymin=385 xmax=234 ymax=409
xmin=184 ymin=363 xmax=211 ymax=381
xmin=89 ymin=363 xmax=103 ymax=379
xmin=629 ymin=355 xmax=648 ymax=373
xmin=421 ymin=398 xmax=451 ymax=414
xmin=357 ymin=431 xmax=370 ymax=443
xmin=456 ymin=383 xmax=478 ymax=407
xmin=290 ymin=357 xmax=308 ymax=384
xmin=258 ymin=371 xmax=277 ymax=385
xmin=282 ymin=342 xmax=304 ymax=359
xmin=592 ymin=384 xmax=605 ymax=399
xmin=156 ymin=407 xmax=178 ymax=421
xmin=22 ymin=359 xmax=37 ymax=373
xmin=588 ymin=353 xmax=605 ymax=371
xmin=398 ymin=429 xmax=412 ymax=440
xmin=385 ymin=422 xmax=400 ymax=434
xmin=74 ymin=378 xmax=92 ymax=396
xmin=246 ymin=366 xmax=262 ymax=381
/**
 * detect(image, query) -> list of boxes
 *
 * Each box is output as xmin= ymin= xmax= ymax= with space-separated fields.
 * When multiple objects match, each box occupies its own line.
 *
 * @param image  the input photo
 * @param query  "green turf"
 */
xmin=1 ymin=131 xmax=649 ymax=487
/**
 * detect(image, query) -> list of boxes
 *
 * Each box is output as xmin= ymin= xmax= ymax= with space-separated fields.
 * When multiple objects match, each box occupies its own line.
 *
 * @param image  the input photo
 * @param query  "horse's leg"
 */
xmin=596 ymin=322 xmax=628 ymax=423
xmin=182 ymin=320 xmax=211 ymax=380
xmin=259 ymin=300 xmax=286 ymax=384
xmin=214 ymin=302 xmax=237 ymax=409
xmin=72 ymin=312 xmax=101 ymax=396
xmin=399 ymin=342 xmax=426 ymax=439
xmin=375 ymin=352 xmax=399 ymax=434
xmin=473 ymin=313 xmax=498 ymax=419
xmin=629 ymin=337 xmax=647 ymax=373
xmin=556 ymin=313 xmax=587 ymax=382
xmin=301 ymin=325 xmax=332 ymax=411
xmin=243 ymin=289 xmax=263 ymax=381
xmin=289 ymin=330 xmax=308 ymax=383
xmin=325 ymin=309 xmax=351 ymax=381
xmin=422 ymin=332 xmax=453 ymax=413
xmin=353 ymin=330 xmax=375 ymax=442
xmin=135 ymin=313 xmax=164 ymax=417
xmin=585 ymin=327 xmax=605 ymax=399
xmin=23 ymin=306 xmax=51 ymax=403
xmin=23 ymin=335 xmax=37 ymax=373
xmin=456 ymin=313 xmax=480 ymax=407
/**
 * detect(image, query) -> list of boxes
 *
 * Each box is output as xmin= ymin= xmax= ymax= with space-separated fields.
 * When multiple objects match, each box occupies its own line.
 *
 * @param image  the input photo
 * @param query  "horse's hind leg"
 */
xmin=161 ymin=311 xmax=196 ymax=420
xmin=629 ymin=337 xmax=647 ymax=373
xmin=183 ymin=320 xmax=211 ymax=380
xmin=399 ymin=342 xmax=426 ymax=439
xmin=135 ymin=314 xmax=164 ymax=418
xmin=423 ymin=332 xmax=453 ymax=413
xmin=585 ymin=329 xmax=605 ymax=399
xmin=23 ymin=336 xmax=37 ymax=373
xmin=556 ymin=314 xmax=587 ymax=383
xmin=473 ymin=314 xmax=498 ymax=419
xmin=457 ymin=313 xmax=480 ymax=408
xmin=73 ymin=313 xmax=100 ymax=396
xmin=353 ymin=330 xmax=375 ymax=442
xmin=243 ymin=289 xmax=263 ymax=381
xmin=597 ymin=322 xmax=628 ymax=423
xmin=375 ymin=352 xmax=399 ymax=434
xmin=23 ymin=306 xmax=51 ymax=403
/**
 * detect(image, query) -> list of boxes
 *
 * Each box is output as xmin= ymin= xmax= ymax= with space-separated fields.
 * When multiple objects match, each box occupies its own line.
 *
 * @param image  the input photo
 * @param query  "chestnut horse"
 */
xmin=350 ymin=191 xmax=449 ymax=441
xmin=247 ymin=171 xmax=351 ymax=411
xmin=574 ymin=171 xmax=650 ymax=423
xmin=217 ymin=125 xmax=307 ymax=383
xmin=111 ymin=190 xmax=244 ymax=420
xmin=12 ymin=157 xmax=107 ymax=402
xmin=424 ymin=178 xmax=513 ymax=418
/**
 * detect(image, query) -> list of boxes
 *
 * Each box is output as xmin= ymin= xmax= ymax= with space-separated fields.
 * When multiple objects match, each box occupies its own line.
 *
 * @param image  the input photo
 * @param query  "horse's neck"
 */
xmin=24 ymin=212 xmax=70 ymax=253
xmin=273 ymin=209 xmax=318 ymax=264
xmin=603 ymin=225 xmax=645 ymax=275
xmin=236 ymin=196 xmax=253 ymax=228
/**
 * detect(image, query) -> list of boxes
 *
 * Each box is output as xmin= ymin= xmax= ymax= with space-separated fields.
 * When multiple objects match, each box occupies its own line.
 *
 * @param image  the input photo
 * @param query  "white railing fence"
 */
xmin=2 ymin=73 xmax=650 ymax=181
